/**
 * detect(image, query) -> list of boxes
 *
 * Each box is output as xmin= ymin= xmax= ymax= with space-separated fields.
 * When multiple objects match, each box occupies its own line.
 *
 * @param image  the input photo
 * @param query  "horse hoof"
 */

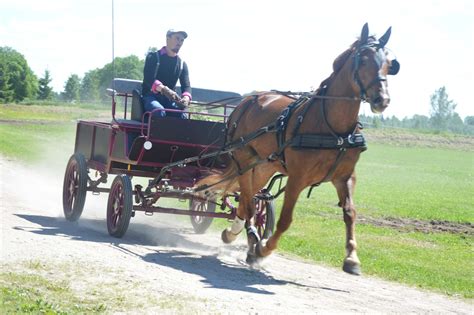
xmin=221 ymin=229 xmax=235 ymax=244
xmin=342 ymin=261 xmax=361 ymax=276
xmin=246 ymin=226 xmax=260 ymax=248
xmin=245 ymin=251 xmax=263 ymax=266
xmin=255 ymin=240 xmax=270 ymax=258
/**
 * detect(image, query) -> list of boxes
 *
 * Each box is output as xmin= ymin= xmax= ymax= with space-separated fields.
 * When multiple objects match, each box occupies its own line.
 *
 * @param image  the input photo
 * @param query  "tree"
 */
xmin=464 ymin=116 xmax=474 ymax=126
xmin=38 ymin=69 xmax=53 ymax=100
xmin=96 ymin=55 xmax=144 ymax=101
xmin=410 ymin=114 xmax=430 ymax=129
xmin=80 ymin=70 xmax=100 ymax=102
xmin=429 ymin=86 xmax=457 ymax=130
xmin=0 ymin=46 xmax=38 ymax=102
xmin=0 ymin=61 xmax=14 ymax=102
xmin=63 ymin=74 xmax=81 ymax=102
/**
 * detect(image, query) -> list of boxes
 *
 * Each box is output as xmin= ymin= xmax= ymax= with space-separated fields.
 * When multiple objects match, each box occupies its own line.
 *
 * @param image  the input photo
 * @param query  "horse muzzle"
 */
xmin=370 ymin=95 xmax=390 ymax=113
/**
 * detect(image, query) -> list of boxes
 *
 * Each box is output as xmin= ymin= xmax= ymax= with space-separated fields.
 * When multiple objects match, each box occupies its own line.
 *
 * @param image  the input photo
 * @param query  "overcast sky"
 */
xmin=1 ymin=0 xmax=473 ymax=119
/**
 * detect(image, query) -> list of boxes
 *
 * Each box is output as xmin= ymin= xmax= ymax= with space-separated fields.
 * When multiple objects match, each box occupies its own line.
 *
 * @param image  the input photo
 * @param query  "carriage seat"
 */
xmin=108 ymin=78 xmax=145 ymax=123
xmin=131 ymin=89 xmax=144 ymax=121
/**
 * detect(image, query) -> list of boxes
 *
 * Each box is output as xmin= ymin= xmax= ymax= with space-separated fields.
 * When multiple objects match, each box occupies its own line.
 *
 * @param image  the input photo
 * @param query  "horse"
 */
xmin=197 ymin=23 xmax=400 ymax=275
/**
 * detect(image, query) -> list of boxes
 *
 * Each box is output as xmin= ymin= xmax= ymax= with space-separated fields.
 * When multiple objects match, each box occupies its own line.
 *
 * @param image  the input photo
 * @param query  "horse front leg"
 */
xmin=255 ymin=177 xmax=303 ymax=259
xmin=333 ymin=173 xmax=361 ymax=275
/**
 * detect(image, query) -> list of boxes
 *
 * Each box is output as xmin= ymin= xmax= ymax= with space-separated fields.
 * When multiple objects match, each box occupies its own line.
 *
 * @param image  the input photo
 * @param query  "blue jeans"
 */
xmin=143 ymin=94 xmax=187 ymax=119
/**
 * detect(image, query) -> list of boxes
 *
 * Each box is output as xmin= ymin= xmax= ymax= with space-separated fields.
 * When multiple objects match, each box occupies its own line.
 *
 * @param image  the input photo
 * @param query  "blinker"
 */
xmin=388 ymin=59 xmax=400 ymax=75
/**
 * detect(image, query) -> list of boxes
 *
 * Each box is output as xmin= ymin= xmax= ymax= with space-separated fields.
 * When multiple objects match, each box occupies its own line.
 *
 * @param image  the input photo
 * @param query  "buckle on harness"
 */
xmin=337 ymin=137 xmax=344 ymax=146
xmin=347 ymin=134 xmax=355 ymax=145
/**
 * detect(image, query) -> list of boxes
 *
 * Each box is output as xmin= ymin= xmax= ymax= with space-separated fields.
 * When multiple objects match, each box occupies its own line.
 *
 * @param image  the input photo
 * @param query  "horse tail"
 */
xmin=194 ymin=161 xmax=240 ymax=198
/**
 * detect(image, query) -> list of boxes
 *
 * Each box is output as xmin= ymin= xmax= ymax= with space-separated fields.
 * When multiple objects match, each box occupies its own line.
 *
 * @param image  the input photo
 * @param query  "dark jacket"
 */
xmin=142 ymin=47 xmax=191 ymax=97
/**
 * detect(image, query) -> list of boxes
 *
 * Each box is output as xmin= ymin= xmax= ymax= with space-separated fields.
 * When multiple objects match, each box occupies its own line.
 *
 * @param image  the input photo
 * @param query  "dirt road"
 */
xmin=1 ymin=157 xmax=471 ymax=314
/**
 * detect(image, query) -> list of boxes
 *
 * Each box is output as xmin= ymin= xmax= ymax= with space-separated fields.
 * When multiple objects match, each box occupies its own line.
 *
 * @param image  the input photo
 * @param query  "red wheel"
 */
xmin=107 ymin=175 xmax=133 ymax=238
xmin=189 ymin=198 xmax=216 ymax=234
xmin=62 ymin=153 xmax=88 ymax=221
xmin=254 ymin=196 xmax=275 ymax=240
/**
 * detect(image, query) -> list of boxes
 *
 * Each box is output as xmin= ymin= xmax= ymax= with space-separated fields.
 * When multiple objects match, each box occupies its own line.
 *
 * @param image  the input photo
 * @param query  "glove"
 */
xmin=160 ymin=86 xmax=181 ymax=102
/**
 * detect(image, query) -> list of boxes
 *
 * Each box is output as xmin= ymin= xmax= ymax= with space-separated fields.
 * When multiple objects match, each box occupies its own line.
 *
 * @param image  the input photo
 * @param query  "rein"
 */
xmin=155 ymin=41 xmax=387 ymax=195
xmin=211 ymin=42 xmax=379 ymax=195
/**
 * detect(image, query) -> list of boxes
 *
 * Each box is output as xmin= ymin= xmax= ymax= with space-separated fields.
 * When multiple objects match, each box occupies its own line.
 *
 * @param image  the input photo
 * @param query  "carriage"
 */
xmin=63 ymin=24 xmax=399 ymax=274
xmin=62 ymin=78 xmax=275 ymax=239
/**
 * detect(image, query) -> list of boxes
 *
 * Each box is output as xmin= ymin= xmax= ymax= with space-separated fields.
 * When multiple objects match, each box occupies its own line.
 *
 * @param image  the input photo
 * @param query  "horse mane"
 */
xmin=314 ymin=36 xmax=377 ymax=94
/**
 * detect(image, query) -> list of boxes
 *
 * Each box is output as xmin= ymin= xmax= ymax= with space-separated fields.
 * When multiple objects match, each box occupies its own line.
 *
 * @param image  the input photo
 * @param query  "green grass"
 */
xmin=0 ymin=104 xmax=109 ymax=161
xmin=278 ymin=212 xmax=473 ymax=298
xmin=295 ymin=144 xmax=474 ymax=223
xmin=0 ymin=103 xmax=109 ymax=122
xmin=357 ymin=145 xmax=473 ymax=222
xmin=0 ymin=123 xmax=76 ymax=162
xmin=0 ymin=271 xmax=107 ymax=314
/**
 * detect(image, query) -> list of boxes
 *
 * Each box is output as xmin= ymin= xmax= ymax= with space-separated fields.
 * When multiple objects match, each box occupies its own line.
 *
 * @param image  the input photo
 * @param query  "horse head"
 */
xmin=351 ymin=23 xmax=400 ymax=113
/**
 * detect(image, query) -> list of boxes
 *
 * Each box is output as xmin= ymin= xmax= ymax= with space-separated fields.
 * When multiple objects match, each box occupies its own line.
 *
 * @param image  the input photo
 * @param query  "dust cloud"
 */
xmin=0 ymin=140 xmax=234 ymax=256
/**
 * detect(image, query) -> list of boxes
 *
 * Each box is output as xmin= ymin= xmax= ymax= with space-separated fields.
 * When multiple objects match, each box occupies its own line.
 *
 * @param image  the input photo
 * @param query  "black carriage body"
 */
xmin=74 ymin=117 xmax=227 ymax=177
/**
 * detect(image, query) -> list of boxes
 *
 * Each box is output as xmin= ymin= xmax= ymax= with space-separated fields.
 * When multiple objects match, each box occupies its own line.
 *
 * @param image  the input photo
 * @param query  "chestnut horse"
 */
xmin=197 ymin=23 xmax=400 ymax=275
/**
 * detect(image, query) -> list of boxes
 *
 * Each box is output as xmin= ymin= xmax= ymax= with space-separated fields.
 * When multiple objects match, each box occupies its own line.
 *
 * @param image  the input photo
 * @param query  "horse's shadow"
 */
xmin=141 ymin=249 xmax=285 ymax=294
xmin=13 ymin=213 xmax=288 ymax=294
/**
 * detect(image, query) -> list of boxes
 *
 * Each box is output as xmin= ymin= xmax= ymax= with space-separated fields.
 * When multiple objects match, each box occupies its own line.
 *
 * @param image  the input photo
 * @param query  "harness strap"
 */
xmin=274 ymin=96 xmax=310 ymax=168
xmin=291 ymin=133 xmax=367 ymax=150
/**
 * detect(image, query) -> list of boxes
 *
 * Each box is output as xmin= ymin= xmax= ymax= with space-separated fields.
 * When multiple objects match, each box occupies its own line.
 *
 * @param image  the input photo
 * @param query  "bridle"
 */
xmin=352 ymin=42 xmax=388 ymax=103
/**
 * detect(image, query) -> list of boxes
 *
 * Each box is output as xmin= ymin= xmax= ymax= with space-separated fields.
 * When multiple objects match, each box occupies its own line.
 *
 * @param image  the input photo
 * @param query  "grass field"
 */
xmin=1 ymin=103 xmax=473 ymax=299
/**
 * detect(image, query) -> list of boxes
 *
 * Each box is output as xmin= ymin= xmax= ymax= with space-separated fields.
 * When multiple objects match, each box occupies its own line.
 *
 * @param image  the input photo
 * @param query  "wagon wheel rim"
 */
xmin=109 ymin=182 xmax=124 ymax=231
xmin=255 ymin=199 xmax=267 ymax=237
xmin=64 ymin=161 xmax=79 ymax=214
xmin=192 ymin=200 xmax=207 ymax=224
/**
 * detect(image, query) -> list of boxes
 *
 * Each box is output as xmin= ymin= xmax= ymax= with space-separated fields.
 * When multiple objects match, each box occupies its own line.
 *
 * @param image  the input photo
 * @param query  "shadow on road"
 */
xmin=14 ymin=213 xmax=348 ymax=295
xmin=141 ymin=249 xmax=285 ymax=294
xmin=13 ymin=214 xmax=285 ymax=294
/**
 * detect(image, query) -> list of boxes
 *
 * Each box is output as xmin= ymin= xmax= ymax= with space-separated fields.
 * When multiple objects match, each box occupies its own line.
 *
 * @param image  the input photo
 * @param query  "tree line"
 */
xmin=360 ymin=87 xmax=474 ymax=135
xmin=0 ymin=46 xmax=144 ymax=104
xmin=1 ymin=46 xmax=473 ymax=134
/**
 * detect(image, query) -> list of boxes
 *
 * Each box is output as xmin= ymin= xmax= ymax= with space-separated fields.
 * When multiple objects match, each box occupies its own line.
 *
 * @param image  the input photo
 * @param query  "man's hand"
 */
xmin=181 ymin=95 xmax=190 ymax=108
xmin=175 ymin=95 xmax=190 ymax=110
xmin=160 ymin=86 xmax=181 ymax=102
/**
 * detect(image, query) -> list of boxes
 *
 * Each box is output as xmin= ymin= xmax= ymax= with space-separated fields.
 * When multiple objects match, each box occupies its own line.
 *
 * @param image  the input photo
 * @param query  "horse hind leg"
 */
xmin=333 ymin=173 xmax=361 ymax=275
xmin=221 ymin=170 xmax=256 ymax=244
xmin=221 ymin=163 xmax=276 ymax=264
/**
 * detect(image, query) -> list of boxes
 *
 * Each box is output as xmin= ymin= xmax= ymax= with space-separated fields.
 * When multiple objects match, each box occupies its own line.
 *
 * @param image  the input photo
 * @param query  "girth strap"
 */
xmin=291 ymin=133 xmax=367 ymax=150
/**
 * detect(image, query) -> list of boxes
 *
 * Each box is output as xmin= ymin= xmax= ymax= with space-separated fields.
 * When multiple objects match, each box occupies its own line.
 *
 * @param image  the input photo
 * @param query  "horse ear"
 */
xmin=360 ymin=23 xmax=369 ymax=44
xmin=378 ymin=27 xmax=392 ymax=48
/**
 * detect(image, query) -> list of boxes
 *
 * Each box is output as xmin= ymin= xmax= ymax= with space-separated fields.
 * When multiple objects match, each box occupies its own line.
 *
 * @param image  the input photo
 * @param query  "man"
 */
xmin=142 ymin=29 xmax=192 ymax=118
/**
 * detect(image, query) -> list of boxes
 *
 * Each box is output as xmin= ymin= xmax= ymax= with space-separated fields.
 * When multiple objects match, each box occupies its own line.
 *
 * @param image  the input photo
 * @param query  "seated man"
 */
xmin=142 ymin=29 xmax=192 ymax=119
